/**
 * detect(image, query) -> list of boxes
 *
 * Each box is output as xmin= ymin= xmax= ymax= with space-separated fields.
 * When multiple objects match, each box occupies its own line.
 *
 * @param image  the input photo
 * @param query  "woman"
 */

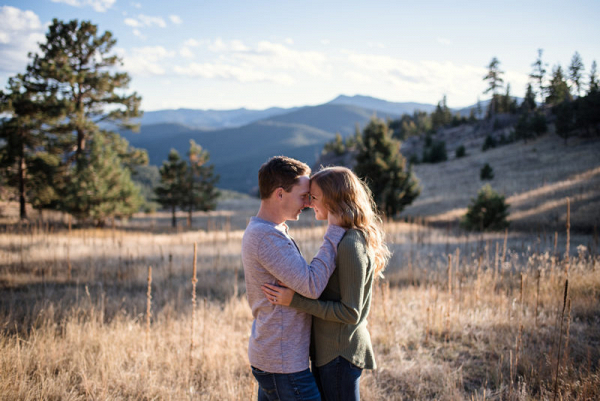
xmin=262 ymin=166 xmax=390 ymax=401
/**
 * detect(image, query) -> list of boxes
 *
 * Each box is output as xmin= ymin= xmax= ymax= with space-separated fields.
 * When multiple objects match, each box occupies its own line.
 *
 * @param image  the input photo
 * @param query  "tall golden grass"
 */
xmin=0 ymin=201 xmax=599 ymax=400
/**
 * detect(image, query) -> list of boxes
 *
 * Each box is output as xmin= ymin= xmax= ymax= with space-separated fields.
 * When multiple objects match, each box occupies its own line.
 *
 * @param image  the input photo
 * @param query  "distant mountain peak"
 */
xmin=327 ymin=94 xmax=437 ymax=116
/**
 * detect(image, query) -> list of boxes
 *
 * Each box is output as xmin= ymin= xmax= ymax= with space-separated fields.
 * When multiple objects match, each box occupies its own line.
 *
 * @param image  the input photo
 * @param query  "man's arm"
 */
xmin=258 ymin=225 xmax=346 ymax=298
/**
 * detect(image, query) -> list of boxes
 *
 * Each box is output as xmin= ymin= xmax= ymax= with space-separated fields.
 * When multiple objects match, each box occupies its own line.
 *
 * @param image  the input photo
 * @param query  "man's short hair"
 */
xmin=258 ymin=156 xmax=311 ymax=199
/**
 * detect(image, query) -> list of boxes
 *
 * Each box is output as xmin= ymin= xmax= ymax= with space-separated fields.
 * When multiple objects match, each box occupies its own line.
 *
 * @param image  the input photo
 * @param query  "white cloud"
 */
xmin=184 ymin=38 xmax=203 ymax=47
xmin=169 ymin=15 xmax=183 ymax=25
xmin=341 ymin=50 xmax=529 ymax=106
xmin=179 ymin=47 xmax=194 ymax=59
xmin=208 ymin=38 xmax=249 ymax=53
xmin=321 ymin=39 xmax=330 ymax=45
xmin=124 ymin=18 xmax=141 ymax=28
xmin=138 ymin=14 xmax=167 ymax=28
xmin=131 ymin=2 xmax=142 ymax=9
xmin=132 ymin=29 xmax=145 ymax=40
xmin=121 ymin=46 xmax=175 ymax=76
xmin=437 ymin=37 xmax=452 ymax=46
xmin=51 ymin=0 xmax=116 ymax=12
xmin=174 ymin=62 xmax=295 ymax=85
xmin=0 ymin=6 xmax=45 ymax=72
xmin=174 ymin=38 xmax=331 ymax=85
xmin=284 ymin=38 xmax=294 ymax=45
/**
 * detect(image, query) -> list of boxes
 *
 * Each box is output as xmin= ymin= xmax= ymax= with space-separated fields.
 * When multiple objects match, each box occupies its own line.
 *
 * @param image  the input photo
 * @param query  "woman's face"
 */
xmin=309 ymin=182 xmax=328 ymax=221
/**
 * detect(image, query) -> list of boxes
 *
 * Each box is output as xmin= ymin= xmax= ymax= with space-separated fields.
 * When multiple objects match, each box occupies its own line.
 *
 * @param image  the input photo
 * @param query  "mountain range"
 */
xmin=122 ymin=95 xmax=484 ymax=193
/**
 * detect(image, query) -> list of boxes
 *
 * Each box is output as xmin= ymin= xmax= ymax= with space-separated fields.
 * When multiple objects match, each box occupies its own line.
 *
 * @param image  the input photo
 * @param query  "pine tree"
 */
xmin=483 ymin=57 xmax=505 ymax=119
xmin=462 ymin=184 xmax=509 ymax=231
xmin=354 ymin=118 xmax=420 ymax=217
xmin=63 ymin=133 xmax=143 ymax=226
xmin=25 ymin=19 xmax=143 ymax=169
xmin=184 ymin=140 xmax=219 ymax=227
xmin=155 ymin=149 xmax=188 ymax=228
xmin=521 ymin=83 xmax=537 ymax=113
xmin=568 ymin=52 xmax=585 ymax=97
xmin=546 ymin=65 xmax=572 ymax=106
xmin=530 ymin=49 xmax=547 ymax=105
xmin=323 ymin=132 xmax=346 ymax=155
xmin=480 ymin=163 xmax=494 ymax=180
xmin=589 ymin=60 xmax=599 ymax=94
xmin=0 ymin=75 xmax=64 ymax=219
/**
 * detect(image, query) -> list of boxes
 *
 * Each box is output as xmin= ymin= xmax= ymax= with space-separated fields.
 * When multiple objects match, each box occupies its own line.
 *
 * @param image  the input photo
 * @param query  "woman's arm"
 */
xmin=262 ymin=231 xmax=370 ymax=325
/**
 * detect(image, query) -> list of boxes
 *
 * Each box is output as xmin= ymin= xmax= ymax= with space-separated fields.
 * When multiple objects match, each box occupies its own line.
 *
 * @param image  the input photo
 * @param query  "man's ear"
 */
xmin=275 ymin=187 xmax=284 ymax=200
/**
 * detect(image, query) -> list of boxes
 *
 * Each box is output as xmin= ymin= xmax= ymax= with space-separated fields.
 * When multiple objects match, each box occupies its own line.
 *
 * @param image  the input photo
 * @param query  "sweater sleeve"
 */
xmin=289 ymin=230 xmax=369 ymax=324
xmin=257 ymin=224 xmax=346 ymax=299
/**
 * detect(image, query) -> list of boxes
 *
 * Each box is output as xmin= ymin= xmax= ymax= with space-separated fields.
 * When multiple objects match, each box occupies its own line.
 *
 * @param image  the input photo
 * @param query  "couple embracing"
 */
xmin=242 ymin=156 xmax=390 ymax=401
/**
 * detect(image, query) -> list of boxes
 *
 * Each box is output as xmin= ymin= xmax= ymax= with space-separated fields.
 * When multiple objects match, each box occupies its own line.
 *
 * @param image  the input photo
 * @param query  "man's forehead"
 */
xmin=293 ymin=175 xmax=310 ymax=193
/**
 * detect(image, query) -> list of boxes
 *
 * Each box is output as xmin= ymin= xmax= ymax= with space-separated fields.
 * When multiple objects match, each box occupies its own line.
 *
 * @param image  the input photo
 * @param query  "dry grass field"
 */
xmin=0 ymin=198 xmax=599 ymax=400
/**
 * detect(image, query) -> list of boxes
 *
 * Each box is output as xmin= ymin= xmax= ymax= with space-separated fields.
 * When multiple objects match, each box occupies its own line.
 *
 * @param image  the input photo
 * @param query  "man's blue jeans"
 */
xmin=251 ymin=366 xmax=321 ymax=401
xmin=314 ymin=356 xmax=363 ymax=401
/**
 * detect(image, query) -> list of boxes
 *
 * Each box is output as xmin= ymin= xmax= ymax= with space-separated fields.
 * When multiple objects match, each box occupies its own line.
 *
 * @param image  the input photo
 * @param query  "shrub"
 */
xmin=455 ymin=145 xmax=466 ymax=158
xmin=461 ymin=184 xmax=509 ymax=231
xmin=482 ymin=135 xmax=497 ymax=151
xmin=480 ymin=163 xmax=494 ymax=180
xmin=422 ymin=140 xmax=448 ymax=163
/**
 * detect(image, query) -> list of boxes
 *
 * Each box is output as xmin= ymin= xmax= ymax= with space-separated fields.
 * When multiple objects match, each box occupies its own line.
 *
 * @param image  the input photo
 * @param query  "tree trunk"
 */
xmin=76 ymin=128 xmax=86 ymax=169
xmin=171 ymin=204 xmax=176 ymax=228
xmin=18 ymin=149 xmax=27 ymax=220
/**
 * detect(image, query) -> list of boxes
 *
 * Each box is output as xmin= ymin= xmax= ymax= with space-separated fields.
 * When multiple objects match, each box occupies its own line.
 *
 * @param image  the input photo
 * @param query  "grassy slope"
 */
xmin=403 ymin=130 xmax=600 ymax=232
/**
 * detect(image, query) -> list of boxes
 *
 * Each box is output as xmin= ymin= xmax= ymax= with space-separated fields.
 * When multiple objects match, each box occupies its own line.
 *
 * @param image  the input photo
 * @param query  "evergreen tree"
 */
xmin=554 ymin=101 xmax=575 ymax=145
xmin=546 ymin=65 xmax=572 ymax=106
xmin=4 ymin=18 xmax=149 ymax=220
xmin=521 ymin=83 xmax=537 ymax=113
xmin=455 ymin=145 xmax=466 ymax=158
xmin=568 ymin=52 xmax=585 ymax=97
xmin=480 ymin=163 xmax=494 ymax=180
xmin=431 ymin=95 xmax=452 ymax=129
xmin=155 ymin=149 xmax=188 ymax=228
xmin=25 ymin=19 xmax=143 ymax=170
xmin=482 ymin=135 xmax=497 ymax=151
xmin=27 ymin=19 xmax=142 ymax=158
xmin=184 ymin=140 xmax=219 ymax=227
xmin=354 ymin=118 xmax=420 ymax=217
xmin=483 ymin=57 xmax=505 ymax=119
xmin=323 ymin=132 xmax=346 ymax=155
xmin=530 ymin=49 xmax=547 ymax=105
xmin=344 ymin=127 xmax=362 ymax=149
xmin=63 ymin=133 xmax=143 ymax=226
xmin=461 ymin=184 xmax=509 ymax=231
xmin=589 ymin=60 xmax=599 ymax=94
xmin=422 ymin=140 xmax=448 ymax=163
xmin=0 ymin=76 xmax=64 ymax=219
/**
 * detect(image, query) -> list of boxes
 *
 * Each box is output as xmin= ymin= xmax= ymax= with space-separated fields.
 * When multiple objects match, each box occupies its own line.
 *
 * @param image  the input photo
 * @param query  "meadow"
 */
xmin=0 ymin=198 xmax=598 ymax=400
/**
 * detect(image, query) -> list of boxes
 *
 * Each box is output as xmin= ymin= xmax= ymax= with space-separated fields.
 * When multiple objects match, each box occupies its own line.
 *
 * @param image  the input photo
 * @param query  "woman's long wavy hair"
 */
xmin=311 ymin=166 xmax=390 ymax=276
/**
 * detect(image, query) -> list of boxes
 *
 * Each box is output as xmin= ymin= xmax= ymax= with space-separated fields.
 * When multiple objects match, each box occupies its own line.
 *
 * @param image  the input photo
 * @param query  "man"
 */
xmin=242 ymin=156 xmax=345 ymax=400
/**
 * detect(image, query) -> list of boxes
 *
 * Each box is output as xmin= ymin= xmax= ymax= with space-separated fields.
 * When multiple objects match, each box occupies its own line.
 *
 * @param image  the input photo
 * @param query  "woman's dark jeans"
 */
xmin=314 ymin=356 xmax=363 ymax=401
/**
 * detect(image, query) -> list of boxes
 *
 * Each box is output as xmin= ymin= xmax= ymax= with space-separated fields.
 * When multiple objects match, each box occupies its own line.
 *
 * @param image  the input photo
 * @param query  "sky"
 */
xmin=1 ymin=0 xmax=599 ymax=111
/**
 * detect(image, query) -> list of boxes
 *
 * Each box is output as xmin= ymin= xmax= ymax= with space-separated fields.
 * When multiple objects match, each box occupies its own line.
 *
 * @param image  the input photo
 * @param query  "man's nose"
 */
xmin=305 ymin=196 xmax=312 ymax=208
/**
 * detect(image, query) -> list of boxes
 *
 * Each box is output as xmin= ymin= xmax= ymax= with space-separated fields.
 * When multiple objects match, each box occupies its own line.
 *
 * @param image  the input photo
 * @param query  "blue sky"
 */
xmin=1 ymin=0 xmax=599 ymax=111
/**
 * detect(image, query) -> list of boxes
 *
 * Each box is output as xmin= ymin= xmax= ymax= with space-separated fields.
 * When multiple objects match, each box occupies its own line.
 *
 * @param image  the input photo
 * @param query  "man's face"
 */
xmin=281 ymin=175 xmax=311 ymax=221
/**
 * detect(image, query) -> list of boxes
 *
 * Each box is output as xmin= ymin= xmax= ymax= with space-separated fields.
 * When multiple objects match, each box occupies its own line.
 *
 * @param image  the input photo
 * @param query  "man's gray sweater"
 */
xmin=242 ymin=216 xmax=345 ymax=374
